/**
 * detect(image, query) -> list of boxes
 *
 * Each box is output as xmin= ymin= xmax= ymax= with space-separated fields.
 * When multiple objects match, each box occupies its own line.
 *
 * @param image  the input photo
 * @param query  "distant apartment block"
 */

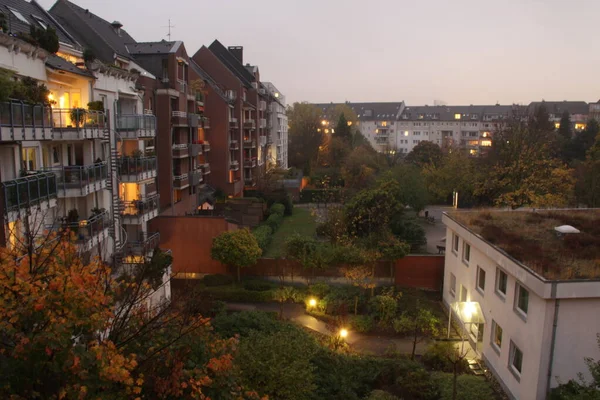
xmin=442 ymin=210 xmax=600 ymax=400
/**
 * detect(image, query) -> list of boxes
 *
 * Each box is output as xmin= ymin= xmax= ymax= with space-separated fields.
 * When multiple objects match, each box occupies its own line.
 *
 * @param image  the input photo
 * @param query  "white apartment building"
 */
xmin=442 ymin=210 xmax=600 ymax=400
xmin=263 ymin=82 xmax=288 ymax=169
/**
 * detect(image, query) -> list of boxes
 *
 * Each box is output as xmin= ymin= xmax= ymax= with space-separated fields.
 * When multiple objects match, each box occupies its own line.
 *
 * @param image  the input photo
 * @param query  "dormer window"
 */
xmin=32 ymin=15 xmax=47 ymax=29
xmin=8 ymin=7 xmax=29 ymax=24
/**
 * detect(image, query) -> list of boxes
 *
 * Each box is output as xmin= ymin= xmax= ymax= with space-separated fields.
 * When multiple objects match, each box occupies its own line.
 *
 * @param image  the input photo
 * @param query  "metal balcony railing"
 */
xmin=244 ymin=119 xmax=256 ymax=129
xmin=116 ymin=114 xmax=156 ymax=136
xmin=172 ymin=111 xmax=187 ymax=118
xmin=202 ymin=141 xmax=211 ymax=151
xmin=1 ymin=172 xmax=58 ymax=212
xmin=124 ymin=232 xmax=161 ymax=257
xmin=53 ymin=210 xmax=111 ymax=244
xmin=0 ymin=101 xmax=53 ymax=140
xmin=243 ymin=139 xmax=256 ymax=148
xmin=118 ymin=157 xmax=157 ymax=177
xmin=230 ymin=160 xmax=240 ymax=170
xmin=202 ymin=163 xmax=211 ymax=174
xmin=259 ymin=118 xmax=267 ymax=129
xmin=51 ymin=108 xmax=106 ymax=129
xmin=43 ymin=163 xmax=108 ymax=192
xmin=230 ymin=118 xmax=239 ymax=128
xmin=244 ymin=158 xmax=257 ymax=168
xmin=202 ymin=117 xmax=210 ymax=129
xmin=121 ymin=194 xmax=160 ymax=217
xmin=230 ymin=140 xmax=240 ymax=150
xmin=190 ymin=169 xmax=203 ymax=186
xmin=188 ymin=113 xmax=199 ymax=128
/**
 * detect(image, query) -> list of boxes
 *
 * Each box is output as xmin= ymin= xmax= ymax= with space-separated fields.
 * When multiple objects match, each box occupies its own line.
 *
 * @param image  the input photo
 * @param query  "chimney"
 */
xmin=228 ymin=46 xmax=243 ymax=64
xmin=111 ymin=21 xmax=123 ymax=36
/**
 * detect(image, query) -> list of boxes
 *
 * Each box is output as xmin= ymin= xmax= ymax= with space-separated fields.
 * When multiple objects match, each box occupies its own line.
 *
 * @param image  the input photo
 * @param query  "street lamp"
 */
xmin=308 ymin=298 xmax=317 ymax=308
xmin=339 ymin=328 xmax=348 ymax=339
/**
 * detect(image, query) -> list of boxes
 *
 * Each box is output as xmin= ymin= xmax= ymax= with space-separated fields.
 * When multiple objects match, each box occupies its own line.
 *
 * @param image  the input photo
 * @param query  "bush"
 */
xmin=323 ymin=285 xmax=366 ymax=315
xmin=253 ymin=225 xmax=273 ymax=251
xmin=422 ymin=342 xmax=469 ymax=373
xmin=266 ymin=213 xmax=284 ymax=231
xmin=309 ymin=282 xmax=331 ymax=298
xmin=369 ymin=293 xmax=399 ymax=325
xmin=350 ymin=315 xmax=374 ymax=333
xmin=212 ymin=310 xmax=288 ymax=338
xmin=394 ymin=367 xmax=440 ymax=400
xmin=365 ymin=390 xmax=400 ymax=400
xmin=431 ymin=372 xmax=495 ymax=400
xmin=299 ymin=188 xmax=342 ymax=204
xmin=202 ymin=273 xmax=233 ymax=287
xmin=243 ymin=279 xmax=275 ymax=292
xmin=200 ymin=285 xmax=274 ymax=302
xmin=270 ymin=203 xmax=285 ymax=217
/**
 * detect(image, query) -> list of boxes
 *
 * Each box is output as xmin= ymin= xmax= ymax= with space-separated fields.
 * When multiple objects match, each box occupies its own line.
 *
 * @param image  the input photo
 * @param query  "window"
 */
xmin=509 ymin=341 xmax=523 ymax=377
xmin=459 ymin=285 xmax=468 ymax=302
xmin=8 ymin=7 xmax=30 ymax=24
xmin=462 ymin=243 xmax=471 ymax=264
xmin=449 ymin=273 xmax=456 ymax=296
xmin=22 ymin=147 xmax=37 ymax=171
xmin=515 ymin=284 xmax=529 ymax=316
xmin=476 ymin=267 xmax=486 ymax=293
xmin=32 ymin=15 xmax=47 ymax=29
xmin=454 ymin=113 xmax=461 ymax=120
xmin=496 ymin=268 xmax=508 ymax=297
xmin=452 ymin=233 xmax=459 ymax=253
xmin=491 ymin=320 xmax=503 ymax=351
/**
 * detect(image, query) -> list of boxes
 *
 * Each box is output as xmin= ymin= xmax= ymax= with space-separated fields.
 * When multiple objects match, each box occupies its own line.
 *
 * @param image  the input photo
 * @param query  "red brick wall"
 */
xmin=149 ymin=216 xmax=238 ymax=276
xmin=394 ymin=255 xmax=445 ymax=291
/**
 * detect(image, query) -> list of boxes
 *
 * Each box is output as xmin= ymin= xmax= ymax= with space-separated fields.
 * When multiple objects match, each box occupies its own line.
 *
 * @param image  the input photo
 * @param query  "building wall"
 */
xmin=204 ymin=83 xmax=232 ymax=195
xmin=394 ymin=255 xmax=445 ymax=290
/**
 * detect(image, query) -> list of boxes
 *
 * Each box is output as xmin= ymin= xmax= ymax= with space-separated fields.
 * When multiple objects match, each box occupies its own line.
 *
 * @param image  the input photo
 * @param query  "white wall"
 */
xmin=0 ymin=45 xmax=47 ymax=80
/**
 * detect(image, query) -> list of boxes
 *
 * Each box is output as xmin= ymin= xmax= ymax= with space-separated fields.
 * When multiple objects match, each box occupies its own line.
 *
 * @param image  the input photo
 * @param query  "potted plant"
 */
xmin=65 ymin=208 xmax=80 ymax=237
xmin=70 ymin=108 xmax=86 ymax=128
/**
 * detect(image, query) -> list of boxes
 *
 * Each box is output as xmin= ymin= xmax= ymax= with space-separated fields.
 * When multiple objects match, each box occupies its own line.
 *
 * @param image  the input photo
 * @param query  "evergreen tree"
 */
xmin=558 ymin=110 xmax=572 ymax=141
xmin=334 ymin=113 xmax=352 ymax=142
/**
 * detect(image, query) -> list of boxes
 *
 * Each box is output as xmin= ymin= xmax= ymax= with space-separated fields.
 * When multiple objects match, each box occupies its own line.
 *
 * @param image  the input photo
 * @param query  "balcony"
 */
xmin=376 ymin=122 xmax=390 ymax=129
xmin=244 ymin=119 xmax=256 ymax=130
xmin=124 ymin=232 xmax=161 ymax=262
xmin=244 ymin=176 xmax=256 ymax=186
xmin=202 ymin=163 xmax=211 ymax=175
xmin=171 ymin=111 xmax=188 ymax=126
xmin=53 ymin=210 xmax=111 ymax=252
xmin=202 ymin=117 xmax=210 ymax=129
xmin=230 ymin=140 xmax=240 ymax=150
xmin=259 ymin=118 xmax=267 ymax=129
xmin=259 ymin=135 xmax=267 ymax=147
xmin=51 ymin=109 xmax=107 ymax=140
xmin=176 ymin=79 xmax=188 ymax=94
xmin=188 ymin=113 xmax=199 ymax=128
xmin=45 ymin=163 xmax=108 ymax=197
xmin=226 ymin=90 xmax=237 ymax=102
xmin=190 ymin=169 xmax=203 ymax=186
xmin=116 ymin=114 xmax=156 ymax=138
xmin=195 ymin=92 xmax=205 ymax=106
xmin=259 ymin=101 xmax=267 ymax=112
xmin=190 ymin=143 xmax=203 ymax=157
xmin=173 ymin=173 xmax=190 ymax=190
xmin=0 ymin=101 xmax=53 ymax=141
xmin=244 ymin=158 xmax=257 ymax=168
xmin=172 ymin=143 xmax=190 ymax=158
xmin=121 ymin=194 xmax=160 ymax=225
xmin=1 ymin=172 xmax=58 ymax=221
xmin=230 ymin=160 xmax=240 ymax=171
xmin=202 ymin=141 xmax=211 ymax=152
xmin=118 ymin=157 xmax=158 ymax=182
xmin=244 ymin=139 xmax=257 ymax=149
xmin=230 ymin=118 xmax=239 ymax=129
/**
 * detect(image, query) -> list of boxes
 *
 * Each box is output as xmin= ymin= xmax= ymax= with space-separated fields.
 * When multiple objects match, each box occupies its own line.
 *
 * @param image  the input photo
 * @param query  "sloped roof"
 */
xmin=46 ymin=53 xmax=93 ymax=78
xmin=2 ymin=0 xmax=79 ymax=47
xmin=528 ymin=101 xmax=589 ymax=116
xmin=49 ymin=0 xmax=136 ymax=61
xmin=189 ymin=59 xmax=228 ymax=102
xmin=314 ymin=102 xmax=405 ymax=121
xmin=401 ymin=104 xmax=518 ymax=121
xmin=208 ymin=39 xmax=255 ymax=88
xmin=127 ymin=40 xmax=182 ymax=55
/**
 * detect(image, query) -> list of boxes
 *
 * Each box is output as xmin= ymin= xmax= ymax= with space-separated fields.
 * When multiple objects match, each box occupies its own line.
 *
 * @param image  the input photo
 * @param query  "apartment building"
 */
xmin=528 ymin=100 xmax=589 ymax=133
xmin=442 ymin=210 xmax=600 ymax=400
xmin=263 ymin=82 xmax=288 ymax=169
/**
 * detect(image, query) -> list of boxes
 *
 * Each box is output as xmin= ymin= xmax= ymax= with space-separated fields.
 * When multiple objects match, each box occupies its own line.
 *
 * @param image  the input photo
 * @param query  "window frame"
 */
xmin=514 ymin=283 xmax=529 ymax=319
xmin=449 ymin=273 xmax=456 ymax=297
xmin=452 ymin=233 xmax=459 ymax=254
xmin=495 ymin=268 xmax=508 ymax=299
xmin=491 ymin=320 xmax=502 ymax=354
xmin=509 ymin=341 xmax=523 ymax=380
xmin=462 ymin=242 xmax=471 ymax=265
xmin=476 ymin=266 xmax=486 ymax=294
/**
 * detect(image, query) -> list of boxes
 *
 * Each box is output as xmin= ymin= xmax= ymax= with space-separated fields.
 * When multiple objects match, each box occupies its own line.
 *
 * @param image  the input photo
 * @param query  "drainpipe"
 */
xmin=546 ymin=283 xmax=560 ymax=398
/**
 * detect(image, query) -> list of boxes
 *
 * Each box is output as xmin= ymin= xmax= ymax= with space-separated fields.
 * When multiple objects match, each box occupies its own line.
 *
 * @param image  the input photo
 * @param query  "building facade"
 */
xmin=263 ymin=82 xmax=288 ymax=169
xmin=442 ymin=211 xmax=600 ymax=400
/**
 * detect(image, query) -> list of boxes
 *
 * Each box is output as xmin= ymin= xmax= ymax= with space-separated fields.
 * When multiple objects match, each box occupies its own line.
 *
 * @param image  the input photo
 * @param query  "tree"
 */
xmin=211 ymin=229 xmax=262 ymax=282
xmin=329 ymin=103 xmax=358 ymax=128
xmin=406 ymin=141 xmax=443 ymax=168
xmin=423 ymin=148 xmax=479 ymax=206
xmin=559 ymin=110 xmax=573 ymax=141
xmin=287 ymin=102 xmax=324 ymax=174
xmin=388 ymin=165 xmax=429 ymax=213
xmin=334 ymin=113 xmax=353 ymax=142
xmin=393 ymin=308 xmax=440 ymax=360
xmin=284 ymin=234 xmax=333 ymax=284
xmin=341 ymin=145 xmax=381 ymax=190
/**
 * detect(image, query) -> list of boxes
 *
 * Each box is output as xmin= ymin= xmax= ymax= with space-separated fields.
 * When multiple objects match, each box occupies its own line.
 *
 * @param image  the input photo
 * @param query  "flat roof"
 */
xmin=447 ymin=209 xmax=600 ymax=281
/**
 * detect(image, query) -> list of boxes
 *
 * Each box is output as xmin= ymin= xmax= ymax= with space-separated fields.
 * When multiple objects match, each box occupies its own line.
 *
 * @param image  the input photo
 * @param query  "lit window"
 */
xmin=469 ymin=149 xmax=477 ymax=155
xmin=321 ymin=120 xmax=327 ymax=126
xmin=554 ymin=122 xmax=561 ymax=129
xmin=454 ymin=113 xmax=461 ymax=120
xmin=496 ymin=268 xmax=508 ymax=297
xmin=481 ymin=140 xmax=492 ymax=147
xmin=492 ymin=320 xmax=503 ymax=350
xmin=509 ymin=341 xmax=523 ymax=377
xmin=476 ymin=266 xmax=486 ymax=293
xmin=515 ymin=284 xmax=529 ymax=316
xmin=347 ymin=121 xmax=352 ymax=126
xmin=449 ymin=273 xmax=456 ymax=296
xmin=404 ymin=131 xmax=409 ymax=136
xmin=8 ymin=7 xmax=29 ymax=24
xmin=575 ymin=123 xmax=586 ymax=131
xmin=462 ymin=243 xmax=470 ymax=264
xmin=381 ymin=121 xmax=387 ymax=127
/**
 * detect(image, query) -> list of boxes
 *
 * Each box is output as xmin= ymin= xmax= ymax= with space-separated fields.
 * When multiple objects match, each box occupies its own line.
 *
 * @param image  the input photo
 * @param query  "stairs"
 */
xmin=106 ymin=129 xmax=125 ymax=261
xmin=468 ymin=358 xmax=486 ymax=376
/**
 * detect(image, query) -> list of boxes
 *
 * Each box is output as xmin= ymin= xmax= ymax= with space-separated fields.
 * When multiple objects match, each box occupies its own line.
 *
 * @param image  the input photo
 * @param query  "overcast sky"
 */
xmin=37 ymin=0 xmax=600 ymax=105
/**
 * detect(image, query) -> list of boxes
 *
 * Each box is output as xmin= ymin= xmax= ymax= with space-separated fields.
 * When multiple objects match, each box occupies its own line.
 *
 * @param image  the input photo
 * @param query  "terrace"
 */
xmin=448 ymin=209 xmax=600 ymax=280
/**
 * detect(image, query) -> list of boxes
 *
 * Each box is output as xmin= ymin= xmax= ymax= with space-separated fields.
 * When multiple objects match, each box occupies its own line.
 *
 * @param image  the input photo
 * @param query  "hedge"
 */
xmin=203 ymin=274 xmax=234 ymax=287
xmin=299 ymin=188 xmax=342 ymax=204
xmin=253 ymin=225 xmax=273 ymax=252
xmin=200 ymin=285 xmax=276 ymax=302
xmin=270 ymin=203 xmax=285 ymax=217
xmin=265 ymin=213 xmax=283 ymax=231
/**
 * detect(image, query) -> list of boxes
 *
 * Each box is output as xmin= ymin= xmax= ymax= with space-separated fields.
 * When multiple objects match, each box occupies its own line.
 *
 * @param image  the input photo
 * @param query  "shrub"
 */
xmin=253 ymin=225 xmax=273 ymax=251
xmin=309 ymin=282 xmax=331 ymax=298
xmin=431 ymin=372 xmax=494 ymax=400
xmin=350 ymin=315 xmax=374 ymax=333
xmin=270 ymin=203 xmax=285 ymax=217
xmin=369 ymin=292 xmax=399 ymax=325
xmin=266 ymin=213 xmax=284 ymax=231
xmin=422 ymin=342 xmax=469 ymax=373
xmin=365 ymin=390 xmax=400 ymax=400
xmin=394 ymin=367 xmax=440 ymax=400
xmin=200 ymin=285 xmax=274 ymax=302
xmin=324 ymin=285 xmax=366 ymax=315
xmin=243 ymin=279 xmax=274 ymax=292
xmin=202 ymin=273 xmax=233 ymax=287
xmin=212 ymin=310 xmax=287 ymax=338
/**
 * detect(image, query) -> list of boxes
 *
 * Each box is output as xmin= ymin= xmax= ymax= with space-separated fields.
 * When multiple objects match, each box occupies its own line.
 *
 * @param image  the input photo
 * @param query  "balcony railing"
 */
xmin=173 ymin=173 xmax=190 ymax=189
xmin=259 ymin=101 xmax=267 ymax=111
xmin=2 ymin=172 xmax=58 ymax=213
xmin=230 ymin=160 xmax=240 ymax=170
xmin=121 ymin=194 xmax=160 ymax=218
xmin=244 ymin=120 xmax=256 ymax=129
xmin=188 ymin=113 xmax=199 ymax=128
xmin=202 ymin=163 xmax=211 ymax=175
xmin=244 ymin=158 xmax=257 ymax=168
xmin=43 ymin=163 xmax=108 ymax=197
xmin=230 ymin=140 xmax=240 ymax=150
xmin=0 ymin=101 xmax=53 ymax=141
xmin=230 ymin=118 xmax=239 ymax=128
xmin=124 ymin=232 xmax=161 ymax=258
xmin=172 ymin=143 xmax=190 ymax=158
xmin=202 ymin=117 xmax=210 ymax=129
xmin=195 ymin=92 xmax=205 ymax=105
xmin=259 ymin=119 xmax=267 ymax=129
xmin=51 ymin=109 xmax=107 ymax=139
xmin=190 ymin=169 xmax=203 ymax=186
xmin=118 ymin=157 xmax=158 ymax=182
xmin=203 ymin=141 xmax=211 ymax=152
xmin=116 ymin=114 xmax=156 ymax=138
xmin=190 ymin=143 xmax=203 ymax=157
xmin=54 ymin=210 xmax=111 ymax=245
xmin=171 ymin=111 xmax=188 ymax=126
xmin=244 ymin=139 xmax=256 ymax=148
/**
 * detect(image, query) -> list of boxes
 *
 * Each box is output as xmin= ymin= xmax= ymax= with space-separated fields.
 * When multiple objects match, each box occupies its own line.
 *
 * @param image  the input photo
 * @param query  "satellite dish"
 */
xmin=554 ymin=225 xmax=580 ymax=234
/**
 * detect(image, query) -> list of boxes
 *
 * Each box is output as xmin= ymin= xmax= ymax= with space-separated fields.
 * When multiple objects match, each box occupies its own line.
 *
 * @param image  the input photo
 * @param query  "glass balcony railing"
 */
xmin=121 ymin=194 xmax=160 ymax=217
xmin=125 ymin=232 xmax=161 ymax=257
xmin=51 ymin=109 xmax=106 ymax=129
xmin=1 ymin=172 xmax=57 ymax=212
xmin=118 ymin=157 xmax=157 ymax=177
xmin=53 ymin=210 xmax=111 ymax=244
xmin=116 ymin=114 xmax=156 ymax=136
xmin=43 ymin=163 xmax=108 ymax=192
xmin=0 ymin=101 xmax=52 ymax=135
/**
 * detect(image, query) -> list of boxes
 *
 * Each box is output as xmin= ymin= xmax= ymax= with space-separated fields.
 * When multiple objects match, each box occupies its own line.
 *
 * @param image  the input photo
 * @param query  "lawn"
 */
xmin=264 ymin=207 xmax=317 ymax=258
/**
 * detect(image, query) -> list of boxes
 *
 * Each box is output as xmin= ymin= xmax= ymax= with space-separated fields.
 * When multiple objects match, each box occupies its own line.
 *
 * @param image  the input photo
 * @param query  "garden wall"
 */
xmin=149 ymin=216 xmax=238 ymax=277
xmin=394 ymin=255 xmax=445 ymax=291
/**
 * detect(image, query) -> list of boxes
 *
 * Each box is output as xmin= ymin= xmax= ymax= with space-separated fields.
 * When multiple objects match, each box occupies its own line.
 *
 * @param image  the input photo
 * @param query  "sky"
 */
xmin=37 ymin=0 xmax=600 ymax=106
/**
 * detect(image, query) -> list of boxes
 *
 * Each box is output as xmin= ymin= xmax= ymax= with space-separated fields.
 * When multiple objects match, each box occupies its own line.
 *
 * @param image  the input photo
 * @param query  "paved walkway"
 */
xmin=226 ymin=302 xmax=432 ymax=356
xmin=421 ymin=205 xmax=454 ymax=254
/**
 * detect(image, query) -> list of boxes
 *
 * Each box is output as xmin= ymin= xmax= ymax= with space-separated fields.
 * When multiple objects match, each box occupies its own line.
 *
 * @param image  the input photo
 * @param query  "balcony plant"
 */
xmin=87 ymin=101 xmax=104 ymax=112
xmin=69 ymin=108 xmax=86 ymax=128
xmin=64 ymin=208 xmax=80 ymax=236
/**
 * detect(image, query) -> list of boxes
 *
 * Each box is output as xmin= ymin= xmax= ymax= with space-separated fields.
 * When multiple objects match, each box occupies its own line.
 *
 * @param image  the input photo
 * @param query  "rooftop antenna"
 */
xmin=163 ymin=19 xmax=175 ymax=40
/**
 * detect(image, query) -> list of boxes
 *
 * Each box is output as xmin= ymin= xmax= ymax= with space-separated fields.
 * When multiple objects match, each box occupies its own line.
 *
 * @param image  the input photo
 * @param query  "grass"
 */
xmin=264 ymin=207 xmax=317 ymax=258
xmin=450 ymin=209 xmax=600 ymax=280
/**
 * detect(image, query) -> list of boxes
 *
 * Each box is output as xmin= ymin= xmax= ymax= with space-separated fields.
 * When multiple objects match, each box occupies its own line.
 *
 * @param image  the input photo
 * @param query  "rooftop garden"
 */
xmin=449 ymin=210 xmax=600 ymax=280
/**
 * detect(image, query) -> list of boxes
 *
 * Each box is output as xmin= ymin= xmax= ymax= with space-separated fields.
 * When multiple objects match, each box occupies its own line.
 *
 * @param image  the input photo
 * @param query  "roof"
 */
xmin=400 ymin=104 xmax=518 ymax=121
xmin=447 ymin=209 xmax=600 ymax=281
xmin=528 ymin=101 xmax=590 ymax=117
xmin=1 ymin=0 xmax=79 ymax=48
xmin=314 ymin=102 xmax=405 ymax=121
xmin=126 ymin=40 xmax=182 ymax=55
xmin=208 ymin=39 xmax=255 ymax=88
xmin=188 ymin=59 xmax=228 ymax=102
xmin=49 ymin=0 xmax=136 ymax=61
xmin=45 ymin=53 xmax=94 ymax=78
